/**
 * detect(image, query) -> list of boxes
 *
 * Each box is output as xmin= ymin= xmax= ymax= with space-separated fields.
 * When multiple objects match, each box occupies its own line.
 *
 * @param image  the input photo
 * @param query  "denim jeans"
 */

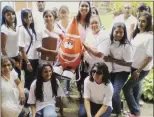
xmin=65 ymin=79 xmax=70 ymax=91
xmin=123 ymin=67 xmax=149 ymax=115
xmin=110 ymin=72 xmax=130 ymax=114
xmin=35 ymin=105 xmax=57 ymax=117
xmin=78 ymin=101 xmax=112 ymax=117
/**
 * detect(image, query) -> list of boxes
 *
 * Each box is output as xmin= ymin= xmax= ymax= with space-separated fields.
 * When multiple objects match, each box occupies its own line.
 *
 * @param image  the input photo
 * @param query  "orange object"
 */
xmin=58 ymin=17 xmax=84 ymax=70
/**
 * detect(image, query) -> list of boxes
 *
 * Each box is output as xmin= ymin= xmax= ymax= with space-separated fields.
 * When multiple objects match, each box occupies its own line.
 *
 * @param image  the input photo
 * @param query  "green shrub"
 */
xmin=142 ymin=70 xmax=154 ymax=101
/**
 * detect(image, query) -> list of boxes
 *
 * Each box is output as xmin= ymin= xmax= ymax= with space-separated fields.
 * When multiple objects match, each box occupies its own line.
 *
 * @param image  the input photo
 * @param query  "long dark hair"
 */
xmin=35 ymin=64 xmax=58 ymax=101
xmin=1 ymin=6 xmax=17 ymax=29
xmin=89 ymin=62 xmax=110 ymax=85
xmin=133 ymin=11 xmax=152 ymax=38
xmin=76 ymin=1 xmax=91 ymax=28
xmin=21 ymin=9 xmax=37 ymax=40
xmin=110 ymin=22 xmax=129 ymax=46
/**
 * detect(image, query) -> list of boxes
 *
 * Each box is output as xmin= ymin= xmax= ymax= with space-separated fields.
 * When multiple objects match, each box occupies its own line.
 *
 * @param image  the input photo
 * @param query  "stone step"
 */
xmin=62 ymin=95 xmax=80 ymax=109
xmin=57 ymin=108 xmax=130 ymax=117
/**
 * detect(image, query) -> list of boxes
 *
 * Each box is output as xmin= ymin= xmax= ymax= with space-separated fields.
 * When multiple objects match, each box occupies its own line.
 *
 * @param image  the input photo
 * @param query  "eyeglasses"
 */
xmin=2 ymin=64 xmax=11 ymax=68
xmin=91 ymin=70 xmax=103 ymax=75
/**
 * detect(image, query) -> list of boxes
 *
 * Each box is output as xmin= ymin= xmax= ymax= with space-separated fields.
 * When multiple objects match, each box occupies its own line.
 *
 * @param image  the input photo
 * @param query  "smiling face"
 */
xmin=59 ymin=7 xmax=69 ymax=20
xmin=79 ymin=1 xmax=90 ymax=17
xmin=92 ymin=66 xmax=103 ymax=84
xmin=42 ymin=66 xmax=52 ymax=81
xmin=44 ymin=11 xmax=55 ymax=25
xmin=24 ymin=12 xmax=33 ymax=25
xmin=1 ymin=59 xmax=12 ymax=74
xmin=138 ymin=15 xmax=148 ymax=32
xmin=113 ymin=26 xmax=124 ymax=41
xmin=59 ymin=37 xmax=82 ymax=63
xmin=90 ymin=16 xmax=101 ymax=34
xmin=4 ymin=11 xmax=15 ymax=25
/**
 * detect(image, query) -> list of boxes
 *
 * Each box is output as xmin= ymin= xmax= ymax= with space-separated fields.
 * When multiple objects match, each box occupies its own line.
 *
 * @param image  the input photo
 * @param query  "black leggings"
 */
xmin=23 ymin=59 xmax=39 ymax=90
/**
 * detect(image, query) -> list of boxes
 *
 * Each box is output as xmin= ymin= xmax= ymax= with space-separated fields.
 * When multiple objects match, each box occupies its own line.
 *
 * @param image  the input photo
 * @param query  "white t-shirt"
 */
xmin=18 ymin=26 xmax=39 ymax=59
xmin=84 ymin=76 xmax=113 ymax=107
xmin=33 ymin=10 xmax=45 ymax=35
xmin=1 ymin=24 xmax=19 ymax=57
xmin=111 ymin=14 xmax=137 ymax=40
xmin=84 ymin=29 xmax=112 ymax=73
xmin=36 ymin=28 xmax=61 ymax=64
xmin=27 ymin=79 xmax=64 ymax=112
xmin=1 ymin=70 xmax=23 ymax=117
xmin=110 ymin=41 xmax=133 ymax=72
xmin=131 ymin=32 xmax=153 ymax=71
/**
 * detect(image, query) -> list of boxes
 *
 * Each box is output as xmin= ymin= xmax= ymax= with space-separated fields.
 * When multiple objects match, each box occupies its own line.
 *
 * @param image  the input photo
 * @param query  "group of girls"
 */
xmin=1 ymin=1 xmax=153 ymax=117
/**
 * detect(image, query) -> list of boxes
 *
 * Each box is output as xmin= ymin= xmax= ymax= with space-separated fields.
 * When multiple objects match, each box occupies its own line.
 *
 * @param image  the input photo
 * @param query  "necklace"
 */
xmin=2 ymin=74 xmax=10 ymax=81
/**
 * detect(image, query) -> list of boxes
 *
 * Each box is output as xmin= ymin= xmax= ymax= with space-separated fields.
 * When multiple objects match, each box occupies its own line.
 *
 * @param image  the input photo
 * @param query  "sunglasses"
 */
xmin=91 ymin=70 xmax=103 ymax=75
xmin=2 ymin=63 xmax=12 ymax=68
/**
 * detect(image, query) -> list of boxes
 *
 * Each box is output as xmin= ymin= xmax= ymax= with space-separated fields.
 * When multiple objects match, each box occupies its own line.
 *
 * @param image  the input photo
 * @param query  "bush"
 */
xmin=142 ymin=70 xmax=154 ymax=102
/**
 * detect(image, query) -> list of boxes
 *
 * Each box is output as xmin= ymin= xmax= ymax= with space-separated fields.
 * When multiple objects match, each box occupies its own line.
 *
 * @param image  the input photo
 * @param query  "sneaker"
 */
xmin=65 ymin=91 xmax=70 ymax=97
xmin=127 ymin=112 xmax=134 ymax=117
xmin=139 ymin=99 xmax=144 ymax=106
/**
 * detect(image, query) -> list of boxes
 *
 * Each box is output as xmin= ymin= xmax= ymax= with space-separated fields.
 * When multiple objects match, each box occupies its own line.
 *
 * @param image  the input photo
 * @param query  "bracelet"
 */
xmin=27 ymin=62 xmax=31 ymax=65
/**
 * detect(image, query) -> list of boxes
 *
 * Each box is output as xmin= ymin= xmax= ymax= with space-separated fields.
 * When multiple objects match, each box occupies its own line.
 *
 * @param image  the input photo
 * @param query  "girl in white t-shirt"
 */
xmin=123 ymin=12 xmax=153 ymax=117
xmin=1 ymin=57 xmax=26 ymax=117
xmin=19 ymin=9 xmax=39 ymax=90
xmin=79 ymin=62 xmax=113 ymax=117
xmin=104 ymin=22 xmax=133 ymax=117
xmin=83 ymin=15 xmax=112 ymax=73
xmin=36 ymin=9 xmax=61 ymax=65
xmin=1 ymin=6 xmax=19 ymax=58
xmin=55 ymin=5 xmax=70 ymax=34
xmin=28 ymin=63 xmax=64 ymax=117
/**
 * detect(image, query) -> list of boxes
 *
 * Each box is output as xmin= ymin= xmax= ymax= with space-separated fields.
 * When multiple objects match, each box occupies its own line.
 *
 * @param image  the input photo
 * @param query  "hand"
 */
xmin=27 ymin=63 xmax=33 ymax=72
xmin=104 ymin=56 xmax=113 ymax=62
xmin=87 ymin=113 xmax=92 ymax=117
xmin=19 ymin=91 xmax=25 ymax=105
xmin=132 ymin=70 xmax=140 ymax=80
xmin=83 ymin=42 xmax=89 ymax=50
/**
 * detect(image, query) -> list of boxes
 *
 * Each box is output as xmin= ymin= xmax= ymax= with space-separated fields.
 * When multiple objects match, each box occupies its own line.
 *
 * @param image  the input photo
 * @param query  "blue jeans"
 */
xmin=110 ymin=72 xmax=130 ymax=114
xmin=78 ymin=102 xmax=112 ymax=117
xmin=123 ymin=67 xmax=149 ymax=115
xmin=35 ymin=105 xmax=57 ymax=117
xmin=65 ymin=79 xmax=70 ymax=91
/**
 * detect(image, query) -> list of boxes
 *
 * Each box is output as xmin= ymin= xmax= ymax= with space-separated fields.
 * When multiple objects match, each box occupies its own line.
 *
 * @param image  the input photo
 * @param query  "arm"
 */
xmin=56 ymin=97 xmax=64 ymax=117
xmin=113 ymin=58 xmax=132 ymax=66
xmin=84 ymin=98 xmax=92 ymax=117
xmin=1 ymin=33 xmax=7 ymax=56
xmin=36 ymin=47 xmax=58 ymax=55
xmin=104 ymin=55 xmax=132 ymax=66
xmin=20 ymin=47 xmax=33 ymax=71
xmin=31 ymin=104 xmax=36 ymax=117
xmin=83 ymin=42 xmax=104 ymax=58
xmin=94 ymin=105 xmax=108 ymax=117
xmin=137 ymin=57 xmax=152 ymax=73
xmin=15 ymin=78 xmax=25 ymax=105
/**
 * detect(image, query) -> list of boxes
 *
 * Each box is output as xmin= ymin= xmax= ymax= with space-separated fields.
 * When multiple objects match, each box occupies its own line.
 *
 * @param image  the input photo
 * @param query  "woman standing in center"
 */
xmin=36 ymin=9 xmax=61 ymax=65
